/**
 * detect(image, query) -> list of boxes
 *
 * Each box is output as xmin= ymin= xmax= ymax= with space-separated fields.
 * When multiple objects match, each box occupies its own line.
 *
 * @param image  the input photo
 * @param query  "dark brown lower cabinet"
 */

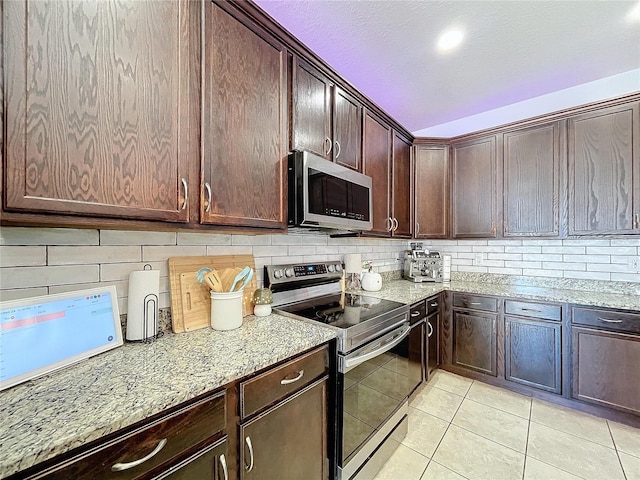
xmin=505 ymin=316 xmax=561 ymax=393
xmin=240 ymin=379 xmax=328 ymax=480
xmin=154 ymin=438 xmax=228 ymax=480
xmin=571 ymin=326 xmax=640 ymax=415
xmin=452 ymin=310 xmax=497 ymax=376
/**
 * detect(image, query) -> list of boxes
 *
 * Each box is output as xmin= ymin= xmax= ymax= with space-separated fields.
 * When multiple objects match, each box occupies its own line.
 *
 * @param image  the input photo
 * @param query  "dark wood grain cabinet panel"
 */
xmin=451 ymin=136 xmax=498 ymax=238
xmin=363 ymin=111 xmax=393 ymax=235
xmin=503 ymin=122 xmax=562 ymax=237
xmin=3 ymin=0 xmax=198 ymax=222
xmin=154 ymin=437 xmax=227 ymax=480
xmin=414 ymin=145 xmax=449 ymax=239
xmin=333 ymin=87 xmax=363 ymax=171
xmin=572 ymin=326 xmax=640 ymax=415
xmin=505 ymin=316 xmax=561 ymax=393
xmin=568 ymin=102 xmax=640 ymax=235
xmin=452 ymin=310 xmax=497 ymax=376
xmin=201 ymin=2 xmax=288 ymax=228
xmin=391 ymin=133 xmax=412 ymax=237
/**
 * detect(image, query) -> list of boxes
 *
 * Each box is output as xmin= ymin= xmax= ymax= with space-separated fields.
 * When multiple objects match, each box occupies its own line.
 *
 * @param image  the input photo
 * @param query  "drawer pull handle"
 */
xmin=245 ymin=436 xmax=255 ymax=472
xmin=219 ymin=453 xmax=229 ymax=480
xmin=466 ymin=302 xmax=482 ymax=305
xmin=281 ymin=370 xmax=304 ymax=385
xmin=410 ymin=311 xmax=422 ymax=317
xmin=597 ymin=317 xmax=623 ymax=324
xmin=521 ymin=308 xmax=542 ymax=313
xmin=111 ymin=438 xmax=167 ymax=471
xmin=430 ymin=302 xmax=438 ymax=307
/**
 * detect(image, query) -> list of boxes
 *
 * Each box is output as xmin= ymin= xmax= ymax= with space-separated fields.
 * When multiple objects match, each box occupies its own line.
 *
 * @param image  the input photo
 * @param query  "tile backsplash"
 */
xmin=1 ymin=227 xmax=638 ymax=314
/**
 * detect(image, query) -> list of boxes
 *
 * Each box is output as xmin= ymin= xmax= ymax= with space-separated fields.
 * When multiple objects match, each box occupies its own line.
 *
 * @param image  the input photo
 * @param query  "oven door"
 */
xmin=338 ymin=320 xmax=424 ymax=479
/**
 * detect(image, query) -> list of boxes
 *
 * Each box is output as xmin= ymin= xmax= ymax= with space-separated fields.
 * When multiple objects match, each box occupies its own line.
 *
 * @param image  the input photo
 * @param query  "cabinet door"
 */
xmin=4 ymin=0 xmax=196 ymax=222
xmin=391 ymin=133 xmax=412 ymax=237
xmin=202 ymin=3 xmax=287 ymax=228
xmin=426 ymin=312 xmax=440 ymax=379
xmin=154 ymin=438 xmax=228 ymax=480
xmin=363 ymin=111 xmax=392 ymax=235
xmin=505 ymin=316 xmax=561 ymax=393
xmin=568 ymin=102 xmax=640 ymax=235
xmin=503 ymin=122 xmax=561 ymax=237
xmin=333 ymin=87 xmax=363 ymax=171
xmin=452 ymin=310 xmax=497 ymax=376
xmin=572 ymin=326 xmax=640 ymax=415
xmin=240 ymin=380 xmax=328 ymax=480
xmin=451 ymin=136 xmax=498 ymax=238
xmin=414 ymin=145 xmax=449 ymax=239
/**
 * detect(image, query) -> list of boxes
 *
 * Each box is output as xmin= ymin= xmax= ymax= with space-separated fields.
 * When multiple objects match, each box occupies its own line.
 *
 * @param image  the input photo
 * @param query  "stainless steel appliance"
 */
xmin=403 ymin=244 xmax=443 ymax=282
xmin=288 ymin=150 xmax=373 ymax=232
xmin=266 ymin=261 xmax=422 ymax=480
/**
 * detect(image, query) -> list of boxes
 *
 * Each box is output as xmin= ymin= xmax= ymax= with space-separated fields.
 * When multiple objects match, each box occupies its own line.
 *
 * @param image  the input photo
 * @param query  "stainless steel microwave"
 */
xmin=288 ymin=150 xmax=373 ymax=231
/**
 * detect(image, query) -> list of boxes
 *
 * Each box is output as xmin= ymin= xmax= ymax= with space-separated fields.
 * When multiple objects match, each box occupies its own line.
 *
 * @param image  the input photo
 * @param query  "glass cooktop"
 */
xmin=277 ymin=293 xmax=405 ymax=329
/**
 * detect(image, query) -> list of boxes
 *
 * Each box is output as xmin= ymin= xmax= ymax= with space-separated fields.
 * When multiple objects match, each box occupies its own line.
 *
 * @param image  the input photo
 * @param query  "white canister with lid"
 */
xmin=361 ymin=271 xmax=382 ymax=291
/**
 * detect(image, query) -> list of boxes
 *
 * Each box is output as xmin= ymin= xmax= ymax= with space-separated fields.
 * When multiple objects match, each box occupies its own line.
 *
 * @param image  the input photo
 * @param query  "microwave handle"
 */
xmin=343 ymin=324 xmax=410 ymax=370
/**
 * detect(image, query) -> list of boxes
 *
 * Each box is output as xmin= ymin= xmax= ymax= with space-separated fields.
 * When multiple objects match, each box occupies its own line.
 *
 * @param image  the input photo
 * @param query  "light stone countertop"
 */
xmin=362 ymin=279 xmax=640 ymax=311
xmin=0 ymin=314 xmax=336 ymax=479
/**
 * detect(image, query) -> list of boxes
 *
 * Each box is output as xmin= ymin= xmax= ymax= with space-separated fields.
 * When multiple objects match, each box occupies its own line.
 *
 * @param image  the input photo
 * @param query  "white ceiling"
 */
xmin=253 ymin=0 xmax=640 ymax=137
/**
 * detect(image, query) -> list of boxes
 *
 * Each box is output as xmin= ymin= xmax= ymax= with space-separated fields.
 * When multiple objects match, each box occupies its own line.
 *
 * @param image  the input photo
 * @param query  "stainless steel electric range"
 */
xmin=266 ymin=261 xmax=424 ymax=480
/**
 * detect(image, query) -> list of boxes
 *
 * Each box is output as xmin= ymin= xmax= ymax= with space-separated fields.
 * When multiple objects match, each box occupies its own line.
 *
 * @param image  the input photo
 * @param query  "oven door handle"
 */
xmin=343 ymin=324 xmax=411 ymax=371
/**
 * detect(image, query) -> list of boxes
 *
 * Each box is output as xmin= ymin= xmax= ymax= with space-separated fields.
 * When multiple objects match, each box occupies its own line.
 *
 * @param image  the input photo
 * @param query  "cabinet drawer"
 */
xmin=505 ymin=300 xmax=561 ymax=321
xmin=39 ymin=390 xmax=226 ymax=480
xmin=410 ymin=301 xmax=426 ymax=324
xmin=426 ymin=296 xmax=441 ymax=315
xmin=240 ymin=344 xmax=329 ymax=419
xmin=453 ymin=293 xmax=498 ymax=312
xmin=571 ymin=306 xmax=640 ymax=335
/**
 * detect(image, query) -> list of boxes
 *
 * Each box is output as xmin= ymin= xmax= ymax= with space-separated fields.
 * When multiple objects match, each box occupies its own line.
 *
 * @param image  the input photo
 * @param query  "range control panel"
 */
xmin=265 ymin=261 xmax=343 ymax=291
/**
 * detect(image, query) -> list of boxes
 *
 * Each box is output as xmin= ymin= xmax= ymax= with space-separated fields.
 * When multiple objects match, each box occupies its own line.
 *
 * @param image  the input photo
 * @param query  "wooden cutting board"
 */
xmin=168 ymin=255 xmax=257 ymax=333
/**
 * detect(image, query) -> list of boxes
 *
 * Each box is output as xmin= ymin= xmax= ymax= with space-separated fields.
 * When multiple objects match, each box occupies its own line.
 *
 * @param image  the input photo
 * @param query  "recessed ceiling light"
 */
xmin=626 ymin=2 xmax=640 ymax=22
xmin=437 ymin=28 xmax=464 ymax=53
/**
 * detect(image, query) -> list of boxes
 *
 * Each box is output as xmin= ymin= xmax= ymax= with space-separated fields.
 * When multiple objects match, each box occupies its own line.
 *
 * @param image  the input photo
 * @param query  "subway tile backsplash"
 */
xmin=0 ymin=227 xmax=638 ymax=313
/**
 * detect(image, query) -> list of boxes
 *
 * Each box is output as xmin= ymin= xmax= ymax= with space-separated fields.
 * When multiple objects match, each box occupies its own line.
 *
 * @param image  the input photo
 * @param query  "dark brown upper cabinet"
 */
xmin=201 ymin=2 xmax=288 ymax=229
xmin=3 ymin=0 xmax=198 ymax=223
xmin=391 ymin=132 xmax=413 ymax=238
xmin=451 ymin=136 xmax=498 ymax=238
xmin=503 ymin=122 xmax=562 ymax=237
xmin=413 ymin=144 xmax=449 ymax=239
xmin=568 ymin=101 xmax=640 ymax=235
xmin=292 ymin=59 xmax=363 ymax=171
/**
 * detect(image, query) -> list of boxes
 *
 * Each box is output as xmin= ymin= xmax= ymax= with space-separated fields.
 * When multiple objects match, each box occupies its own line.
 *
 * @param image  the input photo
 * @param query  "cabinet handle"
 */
xmin=281 ymin=369 xmax=304 ymax=385
xmin=416 ymin=222 xmax=420 ymax=234
xmin=427 ymin=321 xmax=434 ymax=337
xmin=325 ymin=137 xmax=333 ymax=156
xmin=635 ymin=213 xmax=639 ymax=229
xmin=597 ymin=317 xmax=623 ymax=324
xmin=219 ymin=454 xmax=228 ymax=480
xmin=111 ymin=438 xmax=167 ymax=471
xmin=385 ymin=217 xmax=393 ymax=232
xmin=180 ymin=178 xmax=188 ymax=210
xmin=410 ymin=311 xmax=421 ymax=317
xmin=204 ymin=182 xmax=212 ymax=213
xmin=392 ymin=217 xmax=399 ymax=232
xmin=244 ymin=436 xmax=255 ymax=472
xmin=521 ymin=308 xmax=542 ymax=313
xmin=430 ymin=302 xmax=438 ymax=307
xmin=335 ymin=140 xmax=341 ymax=159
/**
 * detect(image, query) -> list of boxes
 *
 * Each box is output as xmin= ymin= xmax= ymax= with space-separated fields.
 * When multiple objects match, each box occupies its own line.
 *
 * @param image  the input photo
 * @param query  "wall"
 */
xmin=422 ymin=238 xmax=640 ymax=284
xmin=0 ymin=227 xmax=407 ymax=313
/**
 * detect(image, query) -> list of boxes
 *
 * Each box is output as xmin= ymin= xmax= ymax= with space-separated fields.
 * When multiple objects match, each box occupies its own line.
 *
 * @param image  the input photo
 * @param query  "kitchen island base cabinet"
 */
xmin=240 ymin=379 xmax=328 ymax=480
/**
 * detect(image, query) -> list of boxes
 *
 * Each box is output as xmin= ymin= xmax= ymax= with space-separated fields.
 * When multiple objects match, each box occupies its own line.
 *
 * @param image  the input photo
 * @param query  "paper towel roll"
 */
xmin=343 ymin=253 xmax=362 ymax=273
xmin=127 ymin=267 xmax=160 ymax=341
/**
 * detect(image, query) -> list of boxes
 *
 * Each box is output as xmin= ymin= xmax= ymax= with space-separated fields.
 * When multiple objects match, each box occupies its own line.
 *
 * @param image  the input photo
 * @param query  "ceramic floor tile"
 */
xmin=527 ymin=421 xmax=625 ymax=480
xmin=619 ymin=451 xmax=640 ymax=480
xmin=530 ymin=398 xmax=613 ymax=447
xmin=465 ymin=381 xmax=531 ymax=419
xmin=433 ymin=424 xmax=525 ymax=480
xmin=427 ymin=370 xmax=473 ymax=397
xmin=371 ymin=444 xmax=429 ymax=480
xmin=420 ymin=461 xmax=468 ymax=480
xmin=523 ymin=457 xmax=583 ymax=480
xmin=608 ymin=420 xmax=640 ymax=457
xmin=411 ymin=384 xmax=464 ymax=422
xmin=452 ymin=398 xmax=529 ymax=453
xmin=401 ymin=407 xmax=449 ymax=458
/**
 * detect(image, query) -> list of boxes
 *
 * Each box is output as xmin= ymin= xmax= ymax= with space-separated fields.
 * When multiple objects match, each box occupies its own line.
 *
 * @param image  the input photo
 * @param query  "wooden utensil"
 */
xmin=168 ymin=255 xmax=257 ymax=333
xmin=205 ymin=270 xmax=223 ymax=292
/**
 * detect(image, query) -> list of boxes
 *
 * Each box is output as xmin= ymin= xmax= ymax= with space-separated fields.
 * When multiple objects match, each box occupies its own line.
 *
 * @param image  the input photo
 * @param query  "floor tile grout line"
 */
xmin=523 ymin=455 xmax=590 ymax=480
xmin=607 ymin=421 xmax=629 ymax=480
xmin=528 ymin=418 xmax=618 ymax=451
xmin=522 ymin=400 xmax=533 ymax=480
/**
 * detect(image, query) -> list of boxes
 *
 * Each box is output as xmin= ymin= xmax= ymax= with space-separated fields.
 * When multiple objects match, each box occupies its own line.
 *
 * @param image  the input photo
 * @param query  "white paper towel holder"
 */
xmin=126 ymin=264 xmax=160 ymax=342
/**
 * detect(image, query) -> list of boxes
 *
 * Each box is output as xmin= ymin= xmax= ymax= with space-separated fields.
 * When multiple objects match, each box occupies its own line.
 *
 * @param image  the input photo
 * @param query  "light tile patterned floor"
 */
xmin=371 ymin=370 xmax=640 ymax=480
